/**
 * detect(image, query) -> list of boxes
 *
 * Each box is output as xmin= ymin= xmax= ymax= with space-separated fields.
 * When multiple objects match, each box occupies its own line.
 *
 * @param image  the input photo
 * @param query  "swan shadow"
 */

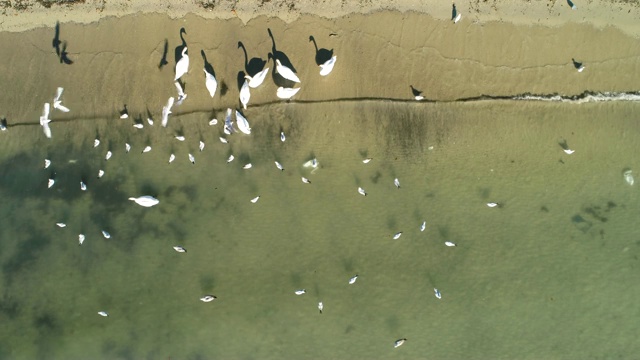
xmin=410 ymin=85 xmax=423 ymax=98
xmin=236 ymin=71 xmax=247 ymax=108
xmin=238 ymin=41 xmax=266 ymax=77
xmin=451 ymin=3 xmax=458 ymax=20
xmin=309 ymin=35 xmax=333 ymax=66
xmin=174 ymin=27 xmax=187 ymax=64
xmin=267 ymin=28 xmax=296 ymax=71
xmin=201 ymin=49 xmax=216 ymax=78
xmin=158 ymin=39 xmax=169 ymax=69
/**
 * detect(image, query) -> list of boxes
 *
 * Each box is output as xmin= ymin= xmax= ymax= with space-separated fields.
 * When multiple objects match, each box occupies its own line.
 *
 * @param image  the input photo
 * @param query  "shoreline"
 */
xmin=0 ymin=0 xmax=639 ymax=37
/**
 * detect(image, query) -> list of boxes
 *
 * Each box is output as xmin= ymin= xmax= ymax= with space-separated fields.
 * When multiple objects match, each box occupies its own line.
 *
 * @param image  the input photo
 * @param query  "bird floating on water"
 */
xmin=175 ymin=135 xmax=186 ymax=142
xmin=175 ymin=47 xmax=189 ymax=81
xmin=101 ymin=230 xmax=111 ymax=239
xmin=169 ymin=153 xmax=175 ymax=163
xmin=48 ymin=178 xmax=55 ymax=188
xmin=219 ymin=137 xmax=228 ymax=144
xmin=125 ymin=143 xmax=131 ymax=153
xmin=243 ymin=163 xmax=252 ymax=170
xmin=78 ymin=234 xmax=85 ymax=245
xmin=199 ymin=141 xmax=205 ymax=152
xmin=142 ymin=146 xmax=152 ymax=153
xmin=394 ymin=339 xmax=407 ymax=348
xmin=40 ymin=103 xmax=52 ymax=139
xmin=623 ymin=170 xmax=634 ymax=186
xmin=80 ymin=181 xmax=87 ymax=191
xmin=349 ymin=275 xmax=358 ymax=284
xmin=486 ymin=202 xmax=499 ymax=208
xmin=362 ymin=158 xmax=372 ymax=164
xmin=276 ymin=87 xmax=301 ymax=99
xmin=357 ymin=187 xmax=367 ymax=196
xmin=53 ymin=87 xmax=70 ymax=112
xmin=173 ymin=246 xmax=186 ymax=253
xmin=128 ymin=195 xmax=159 ymax=207
xmin=94 ymin=139 xmax=100 ymax=148
xmin=44 ymin=159 xmax=51 ymax=169
xmin=98 ymin=169 xmax=104 ymax=178
xmin=393 ymin=232 xmax=402 ymax=240
xmin=275 ymin=161 xmax=284 ymax=171
xmin=209 ymin=118 xmax=218 ymax=126
xmin=420 ymin=221 xmax=426 ymax=232
xmin=189 ymin=153 xmax=195 ymax=164
xmin=318 ymin=301 xmax=324 ymax=314
xmin=200 ymin=295 xmax=217 ymax=302
xmin=275 ymin=59 xmax=301 ymax=83
xmin=105 ymin=151 xmax=112 ymax=161
xmin=227 ymin=155 xmax=235 ymax=163
xmin=301 ymin=177 xmax=311 ymax=184
xmin=174 ymin=81 xmax=187 ymax=105
xmin=434 ymin=288 xmax=442 ymax=299
xmin=295 ymin=289 xmax=306 ymax=295
xmin=245 ymin=67 xmax=269 ymax=88
xmin=239 ymin=79 xmax=250 ymax=110
xmin=235 ymin=110 xmax=251 ymax=135
xmin=147 ymin=117 xmax=154 ymax=125
xmin=98 ymin=311 xmax=109 ymax=317
xmin=250 ymin=196 xmax=260 ymax=203
xmin=563 ymin=149 xmax=575 ymax=155
xmin=394 ymin=178 xmax=400 ymax=188
xmin=161 ymin=97 xmax=174 ymax=127
xmin=445 ymin=241 xmax=457 ymax=247
xmin=56 ymin=222 xmax=66 ymax=228
xmin=280 ymin=131 xmax=286 ymax=142
xmin=319 ymin=56 xmax=337 ymax=76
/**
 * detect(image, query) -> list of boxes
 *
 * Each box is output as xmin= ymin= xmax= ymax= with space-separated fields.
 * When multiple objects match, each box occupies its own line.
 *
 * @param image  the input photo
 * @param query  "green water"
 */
xmin=0 ymin=99 xmax=639 ymax=359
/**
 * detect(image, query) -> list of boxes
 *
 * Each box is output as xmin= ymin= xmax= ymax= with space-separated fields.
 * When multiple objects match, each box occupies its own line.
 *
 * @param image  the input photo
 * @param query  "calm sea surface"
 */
xmin=0 ymin=99 xmax=638 ymax=359
xmin=1 ymin=11 xmax=640 ymax=360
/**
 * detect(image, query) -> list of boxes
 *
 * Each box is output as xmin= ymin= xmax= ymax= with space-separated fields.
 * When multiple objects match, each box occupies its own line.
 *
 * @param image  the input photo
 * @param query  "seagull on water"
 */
xmin=169 ymin=153 xmax=175 ymax=163
xmin=199 ymin=141 xmax=205 ymax=152
xmin=209 ymin=118 xmax=218 ymax=126
xmin=98 ymin=169 xmax=104 ymax=178
xmin=142 ymin=146 xmax=152 ymax=153
xmin=486 ymin=202 xmax=499 ymax=208
xmin=174 ymin=81 xmax=187 ymax=105
xmin=239 ymin=79 xmax=250 ymax=110
xmin=393 ymin=232 xmax=402 ymax=240
xmin=420 ymin=221 xmax=426 ymax=232
xmin=295 ymin=289 xmax=306 ymax=295
xmin=200 ymin=295 xmax=216 ymax=302
xmin=318 ymin=301 xmax=324 ymax=314
xmin=280 ymin=131 xmax=286 ymax=142
xmin=219 ymin=137 xmax=228 ymax=144
xmin=349 ymin=275 xmax=358 ymax=284
xmin=175 ymin=135 xmax=185 ymax=142
xmin=94 ymin=139 xmax=100 ymax=148
xmin=362 ymin=158 xmax=372 ymax=164
xmin=105 ymin=151 xmax=112 ymax=161
xmin=275 ymin=58 xmax=301 ymax=83
xmin=188 ymin=153 xmax=195 ymax=164
xmin=102 ymin=230 xmax=111 ymax=239
xmin=125 ymin=143 xmax=131 ymax=153
xmin=250 ymin=196 xmax=260 ymax=203
xmin=276 ymin=87 xmax=301 ymax=99
xmin=357 ymin=187 xmax=367 ymax=196
xmin=80 ymin=181 xmax=87 ymax=191
xmin=48 ymin=178 xmax=55 ymax=188
xmin=52 ymin=87 xmax=70 ymax=112
xmin=394 ymin=178 xmax=400 ymax=189
xmin=78 ymin=234 xmax=85 ymax=245
xmin=394 ymin=339 xmax=407 ymax=348
xmin=44 ymin=159 xmax=51 ymax=169
xmin=243 ymin=163 xmax=252 ymax=170
xmin=563 ymin=149 xmax=575 ymax=154
xmin=40 ymin=103 xmax=52 ymax=139
xmin=275 ymin=161 xmax=284 ymax=171
xmin=56 ymin=222 xmax=66 ymax=228
xmin=227 ymin=155 xmax=235 ymax=163
xmin=445 ymin=241 xmax=457 ymax=247
xmin=98 ymin=311 xmax=109 ymax=317
xmin=161 ymin=97 xmax=174 ymax=127
xmin=173 ymin=246 xmax=186 ymax=253
xmin=434 ymin=288 xmax=442 ymax=299
xmin=128 ymin=195 xmax=159 ymax=207
xmin=301 ymin=177 xmax=311 ymax=184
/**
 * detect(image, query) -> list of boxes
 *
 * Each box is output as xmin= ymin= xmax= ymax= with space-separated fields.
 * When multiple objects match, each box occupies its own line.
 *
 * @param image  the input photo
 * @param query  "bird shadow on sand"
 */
xmin=201 ymin=50 xmax=216 ymax=79
xmin=52 ymin=21 xmax=73 ymax=65
xmin=158 ymin=39 xmax=169 ymax=69
xmin=309 ymin=35 xmax=333 ymax=66
xmin=451 ymin=3 xmax=458 ymax=20
xmin=238 ymin=41 xmax=267 ymax=77
xmin=571 ymin=58 xmax=583 ymax=70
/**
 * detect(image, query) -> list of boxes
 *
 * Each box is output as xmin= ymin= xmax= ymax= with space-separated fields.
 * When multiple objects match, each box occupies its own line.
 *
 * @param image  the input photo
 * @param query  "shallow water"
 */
xmin=1 ymin=11 xmax=640 ymax=360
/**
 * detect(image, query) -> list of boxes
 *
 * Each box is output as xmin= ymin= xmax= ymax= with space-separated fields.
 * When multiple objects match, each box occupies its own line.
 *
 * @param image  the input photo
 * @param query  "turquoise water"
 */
xmin=0 ymin=99 xmax=639 ymax=359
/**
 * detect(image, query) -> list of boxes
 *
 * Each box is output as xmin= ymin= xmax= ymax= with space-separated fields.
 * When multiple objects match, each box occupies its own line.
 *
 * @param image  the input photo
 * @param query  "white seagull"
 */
xmin=319 ymin=55 xmax=337 ymax=76
xmin=357 ymin=187 xmax=367 ymax=196
xmin=294 ymin=289 xmax=306 ymax=295
xmin=94 ymin=139 xmax=100 ymax=148
xmin=98 ymin=311 xmax=109 ymax=317
xmin=486 ymin=202 xmax=499 ymax=208
xmin=239 ymin=79 xmax=250 ymax=110
xmin=420 ymin=221 xmax=426 ymax=232
xmin=53 ymin=87 xmax=70 ymax=112
xmin=48 ymin=178 xmax=55 ymax=188
xmin=175 ymin=135 xmax=185 ymax=141
xmin=173 ymin=246 xmax=187 ymax=253
xmin=174 ymin=81 xmax=187 ymax=105
xmin=142 ymin=146 xmax=152 ymax=153
xmin=200 ymin=295 xmax=217 ymax=302
xmin=250 ymin=196 xmax=260 ymax=203
xmin=445 ymin=241 xmax=457 ymax=247
xmin=235 ymin=110 xmax=251 ymax=135
xmin=169 ymin=154 xmax=175 ymax=163
xmin=275 ymin=59 xmax=300 ymax=83
xmin=40 ymin=103 xmax=52 ymax=139
xmin=301 ymin=177 xmax=311 ymax=184
xmin=434 ymin=288 xmax=442 ymax=299
xmin=274 ymin=161 xmax=284 ymax=171
xmin=393 ymin=232 xmax=402 ymax=240
xmin=348 ymin=275 xmax=358 ymax=285
xmin=80 ymin=181 xmax=87 ymax=191
xmin=199 ymin=141 xmax=205 ymax=152
xmin=44 ymin=159 xmax=51 ymax=169
xmin=161 ymin=97 xmax=175 ymax=127
xmin=280 ymin=131 xmax=286 ymax=142
xmin=243 ymin=163 xmax=252 ymax=170
xmin=101 ymin=230 xmax=111 ymax=239
xmin=245 ymin=67 xmax=269 ymax=88
xmin=362 ymin=158 xmax=372 ymax=164
xmin=188 ymin=153 xmax=195 ymax=164
xmin=78 ymin=234 xmax=85 ymax=245
xmin=209 ymin=118 xmax=218 ymax=126
xmin=56 ymin=222 xmax=66 ymax=228
xmin=563 ymin=149 xmax=575 ymax=154
xmin=394 ymin=178 xmax=400 ymax=189
xmin=175 ymin=47 xmax=189 ymax=81
xmin=105 ymin=151 xmax=112 ymax=161
xmin=128 ymin=195 xmax=159 ymax=207
xmin=227 ymin=155 xmax=235 ymax=163
xmin=125 ymin=143 xmax=131 ymax=153
xmin=219 ymin=137 xmax=228 ymax=144
xmin=318 ymin=301 xmax=323 ymax=314
xmin=276 ymin=87 xmax=301 ymax=99
xmin=204 ymin=69 xmax=218 ymax=98
xmin=98 ymin=169 xmax=104 ymax=178
xmin=394 ymin=339 xmax=407 ymax=348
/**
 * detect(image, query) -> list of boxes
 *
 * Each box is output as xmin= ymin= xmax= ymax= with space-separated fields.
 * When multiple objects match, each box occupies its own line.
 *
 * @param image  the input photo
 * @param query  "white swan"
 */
xmin=128 ymin=195 xmax=159 ymax=207
xmin=275 ymin=59 xmax=300 ymax=83
xmin=235 ymin=110 xmax=251 ymax=135
xmin=53 ymin=87 xmax=70 ymax=112
xmin=239 ymin=79 xmax=250 ymax=110
xmin=161 ymin=97 xmax=174 ymax=127
xmin=276 ymin=87 xmax=301 ymax=99
xmin=204 ymin=69 xmax=217 ymax=98
xmin=175 ymin=47 xmax=189 ymax=81
xmin=319 ymin=55 xmax=337 ymax=76
xmin=245 ymin=67 xmax=269 ymax=88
